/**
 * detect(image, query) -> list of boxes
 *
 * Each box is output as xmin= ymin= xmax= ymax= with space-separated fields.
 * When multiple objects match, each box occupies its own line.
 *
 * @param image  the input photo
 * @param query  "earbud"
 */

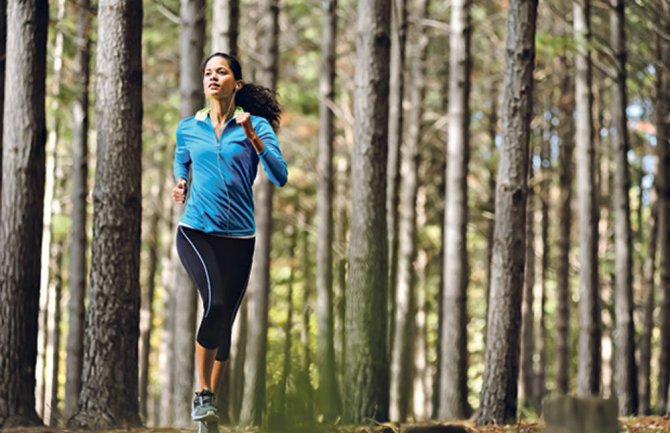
xmin=236 ymin=83 xmax=242 ymax=91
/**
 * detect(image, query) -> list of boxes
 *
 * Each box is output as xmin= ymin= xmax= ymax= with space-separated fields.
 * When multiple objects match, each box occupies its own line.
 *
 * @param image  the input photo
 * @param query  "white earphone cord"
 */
xmin=216 ymin=85 xmax=239 ymax=232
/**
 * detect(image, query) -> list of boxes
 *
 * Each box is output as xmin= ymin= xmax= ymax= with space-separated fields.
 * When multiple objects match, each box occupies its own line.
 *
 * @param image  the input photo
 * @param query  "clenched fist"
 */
xmin=172 ymin=179 xmax=187 ymax=204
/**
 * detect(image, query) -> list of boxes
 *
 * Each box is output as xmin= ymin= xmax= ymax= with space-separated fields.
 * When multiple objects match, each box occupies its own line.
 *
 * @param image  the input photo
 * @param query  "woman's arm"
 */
xmin=173 ymin=123 xmax=191 ymax=183
xmin=237 ymin=113 xmax=288 ymax=187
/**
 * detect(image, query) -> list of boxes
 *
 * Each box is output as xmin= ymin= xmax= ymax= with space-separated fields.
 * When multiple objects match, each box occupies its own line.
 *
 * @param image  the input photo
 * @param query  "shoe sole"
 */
xmin=197 ymin=420 xmax=219 ymax=433
xmin=192 ymin=410 xmax=219 ymax=423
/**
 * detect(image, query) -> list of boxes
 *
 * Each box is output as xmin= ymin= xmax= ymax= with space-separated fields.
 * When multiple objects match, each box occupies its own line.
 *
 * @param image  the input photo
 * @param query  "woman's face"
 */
xmin=203 ymin=56 xmax=237 ymax=98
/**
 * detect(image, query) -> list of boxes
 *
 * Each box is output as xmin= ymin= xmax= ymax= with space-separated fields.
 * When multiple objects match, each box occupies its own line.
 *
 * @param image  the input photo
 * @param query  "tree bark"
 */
xmin=413 ymin=246 xmax=430 ymax=420
xmin=316 ymin=0 xmax=341 ymax=421
xmin=343 ymin=0 xmax=390 ymax=423
xmin=68 ymin=0 xmax=143 ymax=428
xmin=574 ymin=0 xmax=601 ymax=397
xmin=484 ymin=82 xmax=498 ymax=334
xmin=439 ymin=0 xmax=471 ymax=420
xmin=139 ymin=175 xmax=164 ymax=422
xmin=0 ymin=0 xmax=5 ymax=205
xmin=300 ymin=215 xmax=314 ymax=407
xmin=37 ymin=0 xmax=66 ymax=420
xmin=639 ymin=199 xmax=657 ymax=414
xmin=477 ymin=0 xmax=537 ymax=424
xmin=279 ymin=226 xmax=297 ymax=417
xmin=431 ymin=55 xmax=449 ymax=419
xmin=386 ymin=0 xmax=407 ymax=356
xmin=0 ymin=0 xmax=48 ymax=427
xmin=609 ymin=0 xmax=638 ymax=415
xmin=64 ymin=0 xmax=92 ymax=422
xmin=556 ymin=52 xmax=574 ymax=396
xmin=240 ymin=0 xmax=279 ymax=425
xmin=519 ymin=165 xmax=536 ymax=410
xmin=45 ymin=243 xmax=64 ymax=426
xmin=536 ymin=117 xmax=550 ymax=408
xmin=655 ymin=5 xmax=670 ymax=412
xmin=227 ymin=299 xmax=247 ymax=422
xmin=390 ymin=0 xmax=429 ymax=422
xmin=212 ymin=0 xmax=239 ymax=57
xmin=171 ymin=0 xmax=205 ymax=426
xmin=334 ymin=156 xmax=349 ymax=397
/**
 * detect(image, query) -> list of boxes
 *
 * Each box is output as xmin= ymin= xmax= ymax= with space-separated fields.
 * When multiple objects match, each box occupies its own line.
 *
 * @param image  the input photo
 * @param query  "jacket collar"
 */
xmin=195 ymin=106 xmax=244 ymax=122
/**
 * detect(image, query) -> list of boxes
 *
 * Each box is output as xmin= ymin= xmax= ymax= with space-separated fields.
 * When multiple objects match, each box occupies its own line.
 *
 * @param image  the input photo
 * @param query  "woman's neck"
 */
xmin=208 ymin=96 xmax=236 ymax=126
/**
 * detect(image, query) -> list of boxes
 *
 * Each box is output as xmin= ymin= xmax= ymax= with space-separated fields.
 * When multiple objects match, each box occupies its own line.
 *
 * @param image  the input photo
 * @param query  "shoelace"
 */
xmin=194 ymin=390 xmax=214 ymax=407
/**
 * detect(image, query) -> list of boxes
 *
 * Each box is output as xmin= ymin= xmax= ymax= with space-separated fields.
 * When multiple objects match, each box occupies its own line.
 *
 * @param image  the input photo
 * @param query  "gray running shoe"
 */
xmin=197 ymin=420 xmax=219 ymax=433
xmin=191 ymin=389 xmax=219 ymax=422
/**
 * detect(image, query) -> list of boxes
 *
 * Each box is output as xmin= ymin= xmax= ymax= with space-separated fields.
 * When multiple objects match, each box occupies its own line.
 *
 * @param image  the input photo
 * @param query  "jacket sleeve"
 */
xmin=173 ymin=121 xmax=191 ymax=182
xmin=255 ymin=118 xmax=288 ymax=187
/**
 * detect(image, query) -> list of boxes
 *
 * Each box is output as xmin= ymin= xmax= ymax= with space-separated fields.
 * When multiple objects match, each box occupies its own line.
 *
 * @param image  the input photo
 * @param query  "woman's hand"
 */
xmin=235 ymin=112 xmax=265 ymax=153
xmin=172 ymin=179 xmax=187 ymax=204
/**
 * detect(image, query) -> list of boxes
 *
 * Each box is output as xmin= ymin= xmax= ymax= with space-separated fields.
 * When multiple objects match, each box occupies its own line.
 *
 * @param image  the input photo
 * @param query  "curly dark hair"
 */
xmin=202 ymin=52 xmax=282 ymax=129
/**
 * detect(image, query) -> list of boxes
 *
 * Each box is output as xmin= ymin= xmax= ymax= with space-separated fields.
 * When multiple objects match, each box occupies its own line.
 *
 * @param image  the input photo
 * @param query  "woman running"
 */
xmin=171 ymin=52 xmax=287 ymax=431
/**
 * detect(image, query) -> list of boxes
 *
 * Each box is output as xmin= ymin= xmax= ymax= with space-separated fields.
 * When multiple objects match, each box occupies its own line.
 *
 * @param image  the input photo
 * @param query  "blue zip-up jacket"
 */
xmin=174 ymin=107 xmax=288 ymax=236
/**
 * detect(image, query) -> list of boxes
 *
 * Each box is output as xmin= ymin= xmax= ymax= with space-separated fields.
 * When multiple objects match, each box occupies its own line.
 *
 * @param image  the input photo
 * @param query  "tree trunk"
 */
xmin=594 ymin=81 xmax=612 ymax=396
xmin=212 ymin=0 xmax=239 ymax=56
xmin=476 ymin=0 xmax=537 ymax=424
xmin=574 ymin=0 xmax=601 ymax=397
xmin=556 ymin=51 xmax=574 ymax=395
xmin=316 ymin=0 xmax=341 ymax=420
xmin=413 ymin=189 xmax=430 ymax=420
xmin=38 ymin=0 xmax=66 ymax=420
xmin=279 ymin=226 xmax=297 ymax=417
xmin=68 ymin=1 xmax=143 ymax=428
xmin=334 ymin=156 xmax=349 ymax=396
xmin=431 ymin=57 xmax=449 ymax=419
xmin=64 ymin=0 xmax=92 ymax=422
xmin=45 ymin=243 xmax=64 ymax=426
xmin=639 ymin=199 xmax=658 ymax=414
xmin=609 ymin=0 xmax=638 ymax=415
xmin=228 ymin=299 xmax=247 ymax=422
xmin=240 ymin=0 xmax=279 ymax=424
xmin=485 ymin=82 xmax=498 ymax=331
xmin=158 ymin=248 xmax=176 ymax=426
xmin=171 ymin=0 xmax=205 ymax=426
xmin=386 ymin=0 xmax=407 ymax=356
xmin=520 ymin=165 xmax=536 ymax=410
xmin=536 ymin=118 xmax=550 ymax=408
xmin=139 ymin=176 xmax=164 ymax=422
xmin=300 ymin=216 xmax=314 ymax=407
xmin=390 ymin=0 xmax=429 ymax=421
xmin=0 ymin=0 xmax=5 ymax=204
xmin=343 ymin=0 xmax=390 ymax=423
xmin=0 ymin=0 xmax=48 ymax=427
xmin=439 ymin=0 xmax=471 ymax=420
xmin=35 ymin=0 xmax=65 ymax=416
xmin=655 ymin=6 xmax=670 ymax=412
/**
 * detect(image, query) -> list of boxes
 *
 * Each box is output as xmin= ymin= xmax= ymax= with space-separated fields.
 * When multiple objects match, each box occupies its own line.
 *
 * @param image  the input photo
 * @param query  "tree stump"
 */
xmin=543 ymin=395 xmax=619 ymax=433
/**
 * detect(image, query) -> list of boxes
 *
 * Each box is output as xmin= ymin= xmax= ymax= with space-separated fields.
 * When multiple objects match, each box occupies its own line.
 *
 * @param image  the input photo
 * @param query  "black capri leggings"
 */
xmin=176 ymin=225 xmax=255 ymax=361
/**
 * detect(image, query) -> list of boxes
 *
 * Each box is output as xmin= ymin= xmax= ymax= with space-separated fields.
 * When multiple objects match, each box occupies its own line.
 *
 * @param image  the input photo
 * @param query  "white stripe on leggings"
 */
xmin=179 ymin=226 xmax=213 ymax=317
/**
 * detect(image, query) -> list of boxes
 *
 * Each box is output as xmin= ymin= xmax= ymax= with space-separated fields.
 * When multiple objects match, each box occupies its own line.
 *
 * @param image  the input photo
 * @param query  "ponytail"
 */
xmin=235 ymin=82 xmax=282 ymax=130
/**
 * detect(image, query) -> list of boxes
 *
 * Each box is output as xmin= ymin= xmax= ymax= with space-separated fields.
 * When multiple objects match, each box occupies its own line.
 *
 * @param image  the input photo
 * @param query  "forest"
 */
xmin=0 ymin=0 xmax=669 ymax=432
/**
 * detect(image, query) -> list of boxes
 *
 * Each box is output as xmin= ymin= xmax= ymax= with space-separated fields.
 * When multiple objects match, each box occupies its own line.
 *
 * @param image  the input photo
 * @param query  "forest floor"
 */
xmin=3 ymin=417 xmax=670 ymax=433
